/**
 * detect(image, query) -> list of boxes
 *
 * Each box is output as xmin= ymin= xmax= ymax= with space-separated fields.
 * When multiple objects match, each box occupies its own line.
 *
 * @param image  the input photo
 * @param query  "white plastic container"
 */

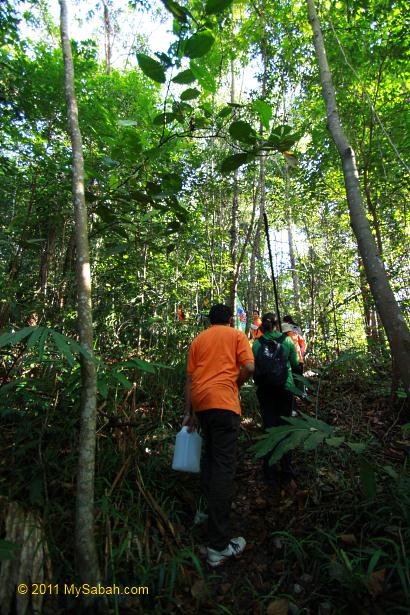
xmin=172 ymin=427 xmax=202 ymax=473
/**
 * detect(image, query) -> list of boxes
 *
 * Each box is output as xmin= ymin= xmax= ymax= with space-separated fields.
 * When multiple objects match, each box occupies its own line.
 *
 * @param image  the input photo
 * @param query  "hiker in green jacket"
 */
xmin=252 ymin=312 xmax=300 ymax=491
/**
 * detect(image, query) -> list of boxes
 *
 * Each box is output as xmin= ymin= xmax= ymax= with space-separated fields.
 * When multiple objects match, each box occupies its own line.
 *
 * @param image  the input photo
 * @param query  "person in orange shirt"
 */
xmin=183 ymin=304 xmax=254 ymax=567
xmin=281 ymin=314 xmax=306 ymax=379
xmin=250 ymin=309 xmax=263 ymax=340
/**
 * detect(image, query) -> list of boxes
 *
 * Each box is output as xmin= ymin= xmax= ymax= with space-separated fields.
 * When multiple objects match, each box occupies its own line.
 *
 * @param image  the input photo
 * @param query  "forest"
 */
xmin=0 ymin=0 xmax=409 ymax=612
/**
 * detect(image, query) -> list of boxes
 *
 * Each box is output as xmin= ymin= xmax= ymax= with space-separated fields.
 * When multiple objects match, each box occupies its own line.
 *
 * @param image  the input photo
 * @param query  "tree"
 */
xmin=59 ymin=0 xmax=101 ymax=587
xmin=306 ymin=0 xmax=410 ymax=394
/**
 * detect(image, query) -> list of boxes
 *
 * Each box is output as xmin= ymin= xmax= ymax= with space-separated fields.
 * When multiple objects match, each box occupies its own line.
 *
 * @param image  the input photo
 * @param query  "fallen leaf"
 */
xmin=367 ymin=568 xmax=386 ymax=597
xmin=273 ymin=559 xmax=285 ymax=572
xmin=220 ymin=583 xmax=231 ymax=594
xmin=191 ymin=579 xmax=206 ymax=599
xmin=255 ymin=497 xmax=268 ymax=509
xmin=267 ymin=598 xmax=289 ymax=615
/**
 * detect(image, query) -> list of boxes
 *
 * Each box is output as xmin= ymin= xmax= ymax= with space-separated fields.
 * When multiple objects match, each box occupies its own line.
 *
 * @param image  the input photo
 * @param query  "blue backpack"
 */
xmin=254 ymin=334 xmax=288 ymax=387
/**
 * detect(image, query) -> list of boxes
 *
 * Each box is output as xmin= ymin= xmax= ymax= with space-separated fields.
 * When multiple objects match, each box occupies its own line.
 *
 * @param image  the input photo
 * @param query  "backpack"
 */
xmin=254 ymin=334 xmax=288 ymax=387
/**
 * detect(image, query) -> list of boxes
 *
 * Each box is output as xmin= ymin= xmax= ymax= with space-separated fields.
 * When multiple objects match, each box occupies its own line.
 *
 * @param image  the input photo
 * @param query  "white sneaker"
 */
xmin=193 ymin=510 xmax=209 ymax=526
xmin=206 ymin=537 xmax=246 ymax=567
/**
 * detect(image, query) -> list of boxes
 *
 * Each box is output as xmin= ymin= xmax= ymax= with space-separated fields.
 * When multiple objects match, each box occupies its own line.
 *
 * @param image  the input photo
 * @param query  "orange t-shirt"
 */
xmin=251 ymin=317 xmax=263 ymax=340
xmin=187 ymin=325 xmax=254 ymax=415
xmin=287 ymin=331 xmax=306 ymax=363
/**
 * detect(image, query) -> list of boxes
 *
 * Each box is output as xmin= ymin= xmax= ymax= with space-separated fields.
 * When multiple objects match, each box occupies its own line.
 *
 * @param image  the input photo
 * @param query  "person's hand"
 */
xmin=182 ymin=413 xmax=196 ymax=433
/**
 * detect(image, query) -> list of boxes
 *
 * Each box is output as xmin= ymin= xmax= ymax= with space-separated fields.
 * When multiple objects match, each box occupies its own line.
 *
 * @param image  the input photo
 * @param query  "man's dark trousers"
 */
xmin=256 ymin=386 xmax=294 ymax=485
xmin=197 ymin=409 xmax=240 ymax=551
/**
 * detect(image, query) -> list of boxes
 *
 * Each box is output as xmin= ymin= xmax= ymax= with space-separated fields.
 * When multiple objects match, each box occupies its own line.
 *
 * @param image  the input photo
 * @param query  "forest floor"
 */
xmin=130 ymin=376 xmax=410 ymax=615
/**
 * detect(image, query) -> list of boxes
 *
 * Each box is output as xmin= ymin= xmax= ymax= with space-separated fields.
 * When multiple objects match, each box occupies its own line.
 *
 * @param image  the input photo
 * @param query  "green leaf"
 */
xmin=205 ymin=0 xmax=233 ymax=14
xmin=346 ymin=442 xmax=367 ymax=454
xmin=136 ymin=53 xmax=166 ymax=83
xmin=218 ymin=106 xmax=232 ymax=118
xmin=97 ymin=378 xmax=109 ymax=399
xmin=382 ymin=465 xmax=399 ymax=479
xmin=220 ymin=152 xmax=249 ymax=173
xmin=172 ymin=69 xmax=196 ymax=84
xmin=51 ymin=331 xmax=75 ymax=366
xmin=37 ymin=327 xmax=50 ymax=360
xmin=161 ymin=0 xmax=190 ymax=22
xmin=180 ymin=87 xmax=200 ymax=101
xmin=228 ymin=120 xmax=257 ymax=143
xmin=0 ymin=327 xmax=35 ymax=349
xmin=304 ymin=430 xmax=326 ymax=451
xmin=299 ymin=411 xmax=333 ymax=434
xmin=190 ymin=62 xmax=216 ymax=93
xmin=0 ymin=539 xmax=20 ymax=561
xmin=153 ymin=112 xmax=178 ymax=126
xmin=325 ymin=436 xmax=345 ymax=447
xmin=27 ymin=326 xmax=45 ymax=349
xmin=112 ymin=371 xmax=133 ymax=389
xmin=184 ymin=31 xmax=215 ymax=59
xmin=252 ymin=99 xmax=272 ymax=130
xmin=123 ymin=358 xmax=156 ymax=374
xmin=360 ymin=457 xmax=376 ymax=501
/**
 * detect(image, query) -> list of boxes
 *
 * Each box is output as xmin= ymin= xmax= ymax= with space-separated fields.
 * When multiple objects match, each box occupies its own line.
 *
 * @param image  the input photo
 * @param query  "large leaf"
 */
xmin=0 ymin=327 xmax=35 ymax=349
xmin=220 ymin=152 xmax=249 ymax=173
xmin=51 ymin=331 xmax=75 ymax=366
xmin=205 ymin=0 xmax=233 ymax=15
xmin=172 ymin=69 xmax=196 ymax=84
xmin=229 ymin=120 xmax=257 ymax=144
xmin=136 ymin=53 xmax=166 ymax=83
xmin=190 ymin=62 xmax=216 ymax=93
xmin=184 ymin=31 xmax=215 ymax=59
xmin=303 ymin=430 xmax=326 ymax=451
xmin=180 ymin=87 xmax=200 ymax=101
xmin=153 ymin=112 xmax=178 ymax=126
xmin=161 ymin=0 xmax=191 ymax=22
xmin=252 ymin=99 xmax=272 ymax=130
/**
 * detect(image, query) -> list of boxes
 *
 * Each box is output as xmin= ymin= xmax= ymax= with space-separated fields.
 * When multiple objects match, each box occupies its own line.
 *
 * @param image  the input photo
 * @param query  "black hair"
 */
xmin=283 ymin=314 xmax=295 ymax=324
xmin=209 ymin=303 xmax=233 ymax=324
xmin=253 ymin=309 xmax=260 ymax=315
xmin=261 ymin=312 xmax=278 ymax=332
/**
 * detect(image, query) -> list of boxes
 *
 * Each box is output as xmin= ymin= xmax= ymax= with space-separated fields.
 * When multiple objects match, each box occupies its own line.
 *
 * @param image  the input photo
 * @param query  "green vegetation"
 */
xmin=0 ymin=0 xmax=409 ymax=612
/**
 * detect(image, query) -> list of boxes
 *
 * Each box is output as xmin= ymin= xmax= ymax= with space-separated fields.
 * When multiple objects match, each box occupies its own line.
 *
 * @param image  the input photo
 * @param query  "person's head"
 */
xmin=209 ymin=303 xmax=233 ymax=325
xmin=261 ymin=312 xmax=278 ymax=332
xmin=283 ymin=314 xmax=295 ymax=325
xmin=253 ymin=309 xmax=259 ymax=317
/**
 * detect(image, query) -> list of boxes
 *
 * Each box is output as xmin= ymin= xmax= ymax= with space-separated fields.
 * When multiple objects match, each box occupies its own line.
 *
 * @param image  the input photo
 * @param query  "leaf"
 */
xmin=0 ymin=327 xmax=34 ymax=348
xmin=123 ymin=358 xmax=156 ymax=374
xmin=382 ymin=464 xmax=398 ymax=479
xmin=97 ymin=378 xmax=109 ymax=399
xmin=190 ymin=62 xmax=216 ymax=93
xmin=220 ymin=152 xmax=249 ymax=173
xmin=51 ymin=331 xmax=75 ymax=366
xmin=367 ymin=569 xmax=385 ymax=597
xmin=27 ymin=326 xmax=44 ymax=349
xmin=229 ymin=120 xmax=257 ymax=143
xmin=161 ymin=0 xmax=190 ymax=22
xmin=325 ymin=436 xmax=345 ymax=447
xmin=37 ymin=327 xmax=50 ymax=360
xmin=346 ymin=442 xmax=366 ymax=454
xmin=205 ymin=0 xmax=233 ymax=15
xmin=153 ymin=112 xmax=178 ymax=126
xmin=172 ymin=69 xmax=196 ymax=84
xmin=266 ymin=598 xmax=289 ymax=615
xmin=184 ymin=31 xmax=215 ymax=59
xmin=180 ymin=87 xmax=200 ymax=101
xmin=304 ymin=430 xmax=326 ymax=451
xmin=218 ymin=106 xmax=232 ymax=118
xmin=360 ymin=457 xmax=376 ymax=501
xmin=136 ymin=53 xmax=166 ymax=84
xmin=252 ymin=99 xmax=272 ymax=130
xmin=112 ymin=371 xmax=133 ymax=389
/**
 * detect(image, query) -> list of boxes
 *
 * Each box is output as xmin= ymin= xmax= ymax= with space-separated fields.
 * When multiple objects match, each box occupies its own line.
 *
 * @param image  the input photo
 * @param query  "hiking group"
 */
xmin=182 ymin=303 xmax=306 ymax=568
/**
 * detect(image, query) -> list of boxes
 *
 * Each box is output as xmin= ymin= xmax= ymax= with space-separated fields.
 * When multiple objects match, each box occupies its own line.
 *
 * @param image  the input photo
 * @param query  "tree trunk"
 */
xmin=59 ymin=0 xmax=101 ymax=587
xmin=102 ymin=0 xmax=112 ymax=75
xmin=228 ymin=60 xmax=239 ymax=312
xmin=307 ymin=0 xmax=410 ymax=395
xmin=285 ymin=170 xmax=301 ymax=318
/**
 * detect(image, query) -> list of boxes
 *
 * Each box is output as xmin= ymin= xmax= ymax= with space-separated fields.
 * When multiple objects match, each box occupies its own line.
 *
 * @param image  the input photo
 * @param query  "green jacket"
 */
xmin=252 ymin=331 xmax=299 ymax=391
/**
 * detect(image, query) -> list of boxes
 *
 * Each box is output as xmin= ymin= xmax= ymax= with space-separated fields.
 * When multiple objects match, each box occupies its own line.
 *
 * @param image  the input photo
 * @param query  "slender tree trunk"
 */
xmin=228 ymin=60 xmax=239 ymax=312
xmin=102 ymin=0 xmax=112 ymax=75
xmin=286 ymin=170 xmax=301 ymax=318
xmin=59 ymin=0 xmax=101 ymax=586
xmin=307 ymin=0 xmax=410 ymax=394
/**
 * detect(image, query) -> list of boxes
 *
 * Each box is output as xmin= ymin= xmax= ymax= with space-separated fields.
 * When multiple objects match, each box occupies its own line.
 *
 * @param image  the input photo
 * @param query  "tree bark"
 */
xmin=59 ymin=0 xmax=101 ymax=587
xmin=307 ymin=0 xmax=410 ymax=395
xmin=228 ymin=60 xmax=239 ymax=312
xmin=285 ymin=170 xmax=301 ymax=319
